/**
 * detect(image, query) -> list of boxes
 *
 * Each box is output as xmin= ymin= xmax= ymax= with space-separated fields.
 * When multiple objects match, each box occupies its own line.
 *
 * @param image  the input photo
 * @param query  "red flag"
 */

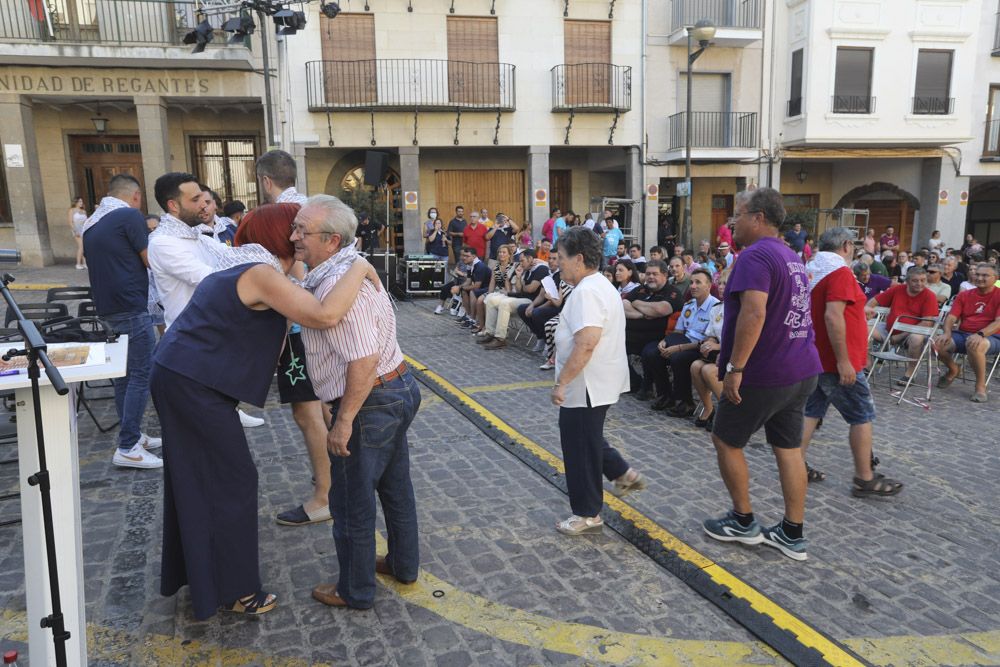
xmin=28 ymin=0 xmax=46 ymax=22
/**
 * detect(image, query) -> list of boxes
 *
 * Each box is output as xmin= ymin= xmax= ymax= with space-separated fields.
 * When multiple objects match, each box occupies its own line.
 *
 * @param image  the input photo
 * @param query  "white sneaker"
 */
xmin=539 ymin=360 xmax=555 ymax=370
xmin=139 ymin=432 xmax=162 ymax=451
xmin=434 ymin=305 xmax=444 ymax=314
xmin=449 ymin=306 xmax=458 ymax=316
xmin=75 ymin=264 xmax=85 ymax=270
xmin=239 ymin=409 xmax=265 ymax=428
xmin=532 ymin=340 xmax=546 ymax=353
xmin=456 ymin=306 xmax=466 ymax=318
xmin=113 ymin=443 xmax=163 ymax=469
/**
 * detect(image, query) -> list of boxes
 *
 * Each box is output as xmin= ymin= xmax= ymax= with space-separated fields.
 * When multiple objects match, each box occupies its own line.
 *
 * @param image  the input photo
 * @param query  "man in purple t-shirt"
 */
xmin=703 ymin=188 xmax=822 ymax=562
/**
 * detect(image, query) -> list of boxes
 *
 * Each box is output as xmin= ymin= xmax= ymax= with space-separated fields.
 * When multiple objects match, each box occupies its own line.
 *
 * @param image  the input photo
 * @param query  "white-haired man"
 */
xmin=293 ymin=195 xmax=421 ymax=609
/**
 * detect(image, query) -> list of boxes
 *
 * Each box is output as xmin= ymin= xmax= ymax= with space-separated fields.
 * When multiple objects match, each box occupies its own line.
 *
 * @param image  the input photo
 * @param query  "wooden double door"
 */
xmin=434 ymin=170 xmax=525 ymax=225
xmin=69 ymin=135 xmax=145 ymax=212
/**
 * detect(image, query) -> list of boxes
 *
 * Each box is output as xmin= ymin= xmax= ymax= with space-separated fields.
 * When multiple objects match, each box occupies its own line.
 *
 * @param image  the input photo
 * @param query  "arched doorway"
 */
xmin=331 ymin=162 xmax=402 ymax=252
xmin=835 ymin=182 xmax=920 ymax=251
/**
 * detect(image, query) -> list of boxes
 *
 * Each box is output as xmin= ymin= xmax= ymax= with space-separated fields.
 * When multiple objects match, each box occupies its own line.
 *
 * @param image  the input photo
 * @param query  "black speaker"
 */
xmin=363 ymin=151 xmax=389 ymax=187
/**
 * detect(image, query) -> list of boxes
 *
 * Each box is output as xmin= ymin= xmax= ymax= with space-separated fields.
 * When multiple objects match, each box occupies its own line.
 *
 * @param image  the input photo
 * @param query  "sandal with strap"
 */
xmin=222 ymin=591 xmax=278 ymax=615
xmin=806 ymin=463 xmax=825 ymax=483
xmin=852 ymin=474 xmax=903 ymax=498
xmin=612 ymin=469 xmax=647 ymax=497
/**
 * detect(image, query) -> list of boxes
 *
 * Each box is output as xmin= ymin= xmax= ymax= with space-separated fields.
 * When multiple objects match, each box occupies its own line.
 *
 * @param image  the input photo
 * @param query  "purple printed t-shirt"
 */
xmin=717 ymin=236 xmax=822 ymax=387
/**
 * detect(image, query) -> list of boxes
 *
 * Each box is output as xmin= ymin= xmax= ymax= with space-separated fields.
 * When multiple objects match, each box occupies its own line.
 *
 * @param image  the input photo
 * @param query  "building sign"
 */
xmin=646 ymin=184 xmax=659 ymax=201
xmin=938 ymin=189 xmax=948 ymax=206
xmin=0 ymin=72 xmax=213 ymax=96
xmin=676 ymin=181 xmax=691 ymax=197
xmin=404 ymin=191 xmax=418 ymax=210
xmin=4 ymin=144 xmax=23 ymax=168
xmin=960 ymin=190 xmax=968 ymax=206
xmin=534 ymin=188 xmax=547 ymax=207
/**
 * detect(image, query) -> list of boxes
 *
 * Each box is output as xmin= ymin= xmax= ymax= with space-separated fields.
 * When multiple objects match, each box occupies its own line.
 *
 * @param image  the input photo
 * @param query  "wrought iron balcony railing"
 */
xmin=668 ymin=111 xmax=757 ymax=150
xmin=670 ymin=0 xmax=762 ymax=31
xmin=832 ymin=95 xmax=876 ymax=114
xmin=911 ymin=96 xmax=954 ymax=115
xmin=550 ymin=64 xmax=631 ymax=112
xmin=306 ymin=59 xmax=516 ymax=111
xmin=0 ymin=0 xmax=243 ymax=46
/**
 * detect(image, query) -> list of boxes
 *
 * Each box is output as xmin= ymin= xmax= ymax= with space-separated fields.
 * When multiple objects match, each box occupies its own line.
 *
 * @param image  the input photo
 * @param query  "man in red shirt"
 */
xmin=933 ymin=263 xmax=1000 ymax=402
xmin=865 ymin=266 xmax=939 ymax=383
xmin=802 ymin=228 xmax=902 ymax=498
xmin=461 ymin=210 xmax=488 ymax=261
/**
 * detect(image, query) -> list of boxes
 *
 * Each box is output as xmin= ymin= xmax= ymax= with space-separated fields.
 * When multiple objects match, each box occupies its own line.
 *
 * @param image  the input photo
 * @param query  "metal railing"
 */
xmin=787 ymin=97 xmax=802 ymax=117
xmin=911 ymin=96 xmax=954 ymax=115
xmin=0 ymin=0 xmax=244 ymax=46
xmin=550 ymin=64 xmax=631 ymax=112
xmin=985 ymin=118 xmax=1000 ymax=156
xmin=668 ymin=111 xmax=757 ymax=150
xmin=306 ymin=59 xmax=516 ymax=111
xmin=831 ymin=95 xmax=876 ymax=114
xmin=670 ymin=0 xmax=761 ymax=31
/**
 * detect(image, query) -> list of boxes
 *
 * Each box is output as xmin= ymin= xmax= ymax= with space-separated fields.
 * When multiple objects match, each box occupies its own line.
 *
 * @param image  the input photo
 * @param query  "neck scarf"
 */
xmin=276 ymin=187 xmax=308 ymax=205
xmin=301 ymin=244 xmax=360 ymax=292
xmin=81 ymin=196 xmax=129 ymax=234
xmin=807 ymin=251 xmax=847 ymax=290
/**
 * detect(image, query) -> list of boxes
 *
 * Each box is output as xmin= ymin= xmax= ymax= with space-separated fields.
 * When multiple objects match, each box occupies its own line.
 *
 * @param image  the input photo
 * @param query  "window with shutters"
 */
xmin=833 ymin=47 xmax=874 ymax=113
xmin=447 ymin=17 xmax=500 ymax=106
xmin=788 ymin=49 xmax=803 ymax=117
xmin=912 ymin=50 xmax=953 ymax=114
xmin=564 ymin=20 xmax=611 ymax=106
xmin=320 ymin=13 xmax=376 ymax=105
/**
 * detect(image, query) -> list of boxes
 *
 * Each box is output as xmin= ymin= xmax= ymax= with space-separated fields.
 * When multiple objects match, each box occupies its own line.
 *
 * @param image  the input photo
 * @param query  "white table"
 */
xmin=0 ymin=336 xmax=128 ymax=667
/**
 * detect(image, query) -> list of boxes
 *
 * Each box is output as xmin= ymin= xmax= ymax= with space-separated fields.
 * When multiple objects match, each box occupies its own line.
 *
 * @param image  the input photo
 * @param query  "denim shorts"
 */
xmin=952 ymin=331 xmax=1000 ymax=356
xmin=804 ymin=371 xmax=876 ymax=426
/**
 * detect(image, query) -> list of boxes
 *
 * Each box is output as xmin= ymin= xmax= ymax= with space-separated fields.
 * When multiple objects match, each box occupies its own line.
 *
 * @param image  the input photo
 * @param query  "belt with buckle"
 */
xmin=373 ymin=361 xmax=408 ymax=388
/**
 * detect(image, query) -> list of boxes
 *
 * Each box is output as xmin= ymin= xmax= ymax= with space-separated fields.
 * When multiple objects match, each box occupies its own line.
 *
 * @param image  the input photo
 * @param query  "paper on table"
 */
xmin=0 ymin=342 xmax=106 ymax=374
xmin=541 ymin=275 xmax=559 ymax=300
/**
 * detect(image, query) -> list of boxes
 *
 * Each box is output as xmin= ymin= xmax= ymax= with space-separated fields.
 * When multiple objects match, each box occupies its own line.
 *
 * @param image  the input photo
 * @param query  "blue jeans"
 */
xmin=327 ymin=372 xmax=421 ymax=608
xmin=804 ymin=371 xmax=876 ymax=426
xmin=104 ymin=312 xmax=155 ymax=451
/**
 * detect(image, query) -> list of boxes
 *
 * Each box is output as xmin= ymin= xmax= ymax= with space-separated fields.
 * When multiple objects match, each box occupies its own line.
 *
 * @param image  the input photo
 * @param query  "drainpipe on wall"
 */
xmin=640 ymin=0 xmax=648 ymax=248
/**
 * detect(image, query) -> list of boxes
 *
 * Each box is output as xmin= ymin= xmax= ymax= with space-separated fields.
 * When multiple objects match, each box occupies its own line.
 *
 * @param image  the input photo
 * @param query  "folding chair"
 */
xmin=868 ymin=313 xmax=945 ymax=409
xmin=77 ymin=301 xmax=97 ymax=318
xmin=46 ymin=286 xmax=92 ymax=303
xmin=867 ymin=306 xmax=890 ymax=344
xmin=3 ymin=302 xmax=68 ymax=327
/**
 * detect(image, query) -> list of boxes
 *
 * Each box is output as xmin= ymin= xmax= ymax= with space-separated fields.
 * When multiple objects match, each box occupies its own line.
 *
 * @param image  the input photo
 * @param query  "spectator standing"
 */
xmin=355 ymin=212 xmax=383 ymax=254
xmin=627 ymin=244 xmax=648 ymax=273
xmin=784 ymin=222 xmax=808 ymax=252
xmin=83 ymin=174 xmax=161 ymax=469
xmin=422 ymin=207 xmax=439 ymax=241
xmin=447 ymin=206 xmax=467 ymax=265
xmin=69 ymin=195 xmax=88 ymax=269
xmin=717 ymin=242 xmax=734 ymax=268
xmin=928 ymin=230 xmax=946 ymax=255
xmin=462 ymin=210 xmax=488 ymax=260
xmin=222 ymin=200 xmax=246 ymax=228
xmin=551 ymin=227 xmax=645 ymax=535
xmin=703 ymin=188 xmax=822 ymax=562
xmin=862 ymin=228 xmax=877 ymax=256
xmin=879 ymin=226 xmax=900 ymax=253
xmin=479 ymin=208 xmax=492 ymax=228
xmin=603 ymin=222 xmax=624 ymax=265
xmin=424 ymin=216 xmax=449 ymax=260
xmin=716 ymin=218 xmax=733 ymax=249
xmin=800 ymin=228 xmax=903 ymax=497
xmin=657 ymin=215 xmax=676 ymax=257
xmin=934 ymin=263 xmax=1000 ymax=402
xmin=486 ymin=214 xmax=513 ymax=268
xmin=542 ymin=207 xmax=560 ymax=244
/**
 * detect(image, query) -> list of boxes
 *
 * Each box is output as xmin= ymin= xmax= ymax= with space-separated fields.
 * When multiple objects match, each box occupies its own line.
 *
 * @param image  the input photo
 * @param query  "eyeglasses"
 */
xmin=289 ymin=223 xmax=329 ymax=237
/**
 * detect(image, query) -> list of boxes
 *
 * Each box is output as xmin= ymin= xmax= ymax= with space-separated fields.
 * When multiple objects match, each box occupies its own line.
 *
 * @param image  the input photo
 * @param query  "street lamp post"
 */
xmin=682 ymin=19 xmax=716 ymax=251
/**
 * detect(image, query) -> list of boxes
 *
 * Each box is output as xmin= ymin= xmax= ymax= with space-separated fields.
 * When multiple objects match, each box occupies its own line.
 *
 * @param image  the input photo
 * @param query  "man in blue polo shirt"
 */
xmin=83 ymin=173 xmax=162 ymax=469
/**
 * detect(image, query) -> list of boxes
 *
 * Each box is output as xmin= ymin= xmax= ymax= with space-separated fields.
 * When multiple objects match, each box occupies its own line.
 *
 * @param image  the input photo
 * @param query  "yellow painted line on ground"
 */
xmin=403 ymin=354 xmax=864 ymax=667
xmin=7 ymin=283 xmax=67 ymax=291
xmin=464 ymin=379 xmax=553 ymax=394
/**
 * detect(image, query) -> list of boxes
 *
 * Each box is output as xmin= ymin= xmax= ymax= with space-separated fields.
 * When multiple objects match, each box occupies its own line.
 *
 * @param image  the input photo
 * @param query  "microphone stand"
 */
xmin=0 ymin=272 xmax=70 ymax=667
xmin=380 ymin=181 xmax=399 ymax=310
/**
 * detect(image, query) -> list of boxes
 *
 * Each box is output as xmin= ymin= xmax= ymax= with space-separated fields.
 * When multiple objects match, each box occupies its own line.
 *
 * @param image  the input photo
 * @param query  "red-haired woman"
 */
xmin=150 ymin=203 xmax=376 ymax=620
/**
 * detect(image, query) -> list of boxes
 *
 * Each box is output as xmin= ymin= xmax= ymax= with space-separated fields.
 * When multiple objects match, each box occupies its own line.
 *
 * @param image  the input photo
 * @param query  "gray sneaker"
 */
xmin=761 ymin=523 xmax=808 ymax=561
xmin=703 ymin=511 xmax=763 ymax=545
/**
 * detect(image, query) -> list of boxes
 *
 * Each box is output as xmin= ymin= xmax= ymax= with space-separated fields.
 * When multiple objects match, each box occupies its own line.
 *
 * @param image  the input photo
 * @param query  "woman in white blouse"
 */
xmin=551 ymin=227 xmax=645 ymax=536
xmin=613 ymin=259 xmax=640 ymax=296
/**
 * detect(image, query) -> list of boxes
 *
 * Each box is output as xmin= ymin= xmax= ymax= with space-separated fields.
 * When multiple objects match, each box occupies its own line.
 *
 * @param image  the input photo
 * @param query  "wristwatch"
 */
xmin=726 ymin=362 xmax=744 ymax=374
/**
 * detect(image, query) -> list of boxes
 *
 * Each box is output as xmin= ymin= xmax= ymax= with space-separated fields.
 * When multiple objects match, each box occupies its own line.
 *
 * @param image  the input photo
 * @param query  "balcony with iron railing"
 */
xmin=668 ymin=0 xmax=762 ymax=46
xmin=667 ymin=111 xmax=757 ymax=153
xmin=550 ymin=64 xmax=631 ymax=112
xmin=911 ymin=96 xmax=954 ymax=115
xmin=0 ymin=0 xmax=253 ymax=66
xmin=305 ymin=60 xmax=516 ymax=111
xmin=831 ymin=95 xmax=876 ymax=114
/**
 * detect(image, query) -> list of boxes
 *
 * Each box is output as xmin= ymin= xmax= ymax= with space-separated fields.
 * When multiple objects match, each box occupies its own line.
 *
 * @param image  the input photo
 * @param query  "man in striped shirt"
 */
xmin=294 ymin=194 xmax=422 ymax=610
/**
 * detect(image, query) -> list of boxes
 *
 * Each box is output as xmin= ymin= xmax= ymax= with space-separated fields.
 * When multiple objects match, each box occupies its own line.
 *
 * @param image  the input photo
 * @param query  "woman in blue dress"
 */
xmin=150 ymin=202 xmax=376 ymax=619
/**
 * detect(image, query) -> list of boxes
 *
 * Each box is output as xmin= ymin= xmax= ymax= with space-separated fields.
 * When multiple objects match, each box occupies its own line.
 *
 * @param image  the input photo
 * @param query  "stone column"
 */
xmin=625 ymin=146 xmax=643 ymax=244
xmin=0 ymin=94 xmax=54 ymax=266
xmin=919 ymin=156 xmax=969 ymax=251
xmin=134 ymin=96 xmax=171 ymax=214
xmin=528 ymin=146 xmax=550 ymax=241
xmin=399 ymin=146 xmax=421 ymax=256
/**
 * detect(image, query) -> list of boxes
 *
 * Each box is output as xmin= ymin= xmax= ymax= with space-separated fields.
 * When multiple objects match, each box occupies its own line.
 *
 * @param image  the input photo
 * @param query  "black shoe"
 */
xmin=635 ymin=388 xmax=653 ymax=401
xmin=651 ymin=395 xmax=673 ymax=411
xmin=669 ymin=402 xmax=695 ymax=418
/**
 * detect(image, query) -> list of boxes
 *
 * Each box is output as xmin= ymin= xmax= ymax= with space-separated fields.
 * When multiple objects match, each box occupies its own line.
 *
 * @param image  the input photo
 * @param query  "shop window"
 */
xmin=190 ymin=137 xmax=260 ymax=209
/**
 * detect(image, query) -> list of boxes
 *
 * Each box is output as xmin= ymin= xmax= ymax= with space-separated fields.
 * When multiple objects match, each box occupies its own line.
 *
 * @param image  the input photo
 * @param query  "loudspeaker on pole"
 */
xmin=363 ymin=151 xmax=389 ymax=187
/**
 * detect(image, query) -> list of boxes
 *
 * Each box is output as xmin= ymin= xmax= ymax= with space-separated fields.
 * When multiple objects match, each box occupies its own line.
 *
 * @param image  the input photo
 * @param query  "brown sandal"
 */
xmin=222 ymin=591 xmax=277 ymax=615
xmin=851 ymin=474 xmax=902 ymax=498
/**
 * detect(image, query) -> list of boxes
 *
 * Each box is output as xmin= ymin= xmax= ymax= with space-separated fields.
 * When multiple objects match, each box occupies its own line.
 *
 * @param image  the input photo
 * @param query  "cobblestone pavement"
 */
xmin=0 ymin=266 xmax=998 ymax=665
